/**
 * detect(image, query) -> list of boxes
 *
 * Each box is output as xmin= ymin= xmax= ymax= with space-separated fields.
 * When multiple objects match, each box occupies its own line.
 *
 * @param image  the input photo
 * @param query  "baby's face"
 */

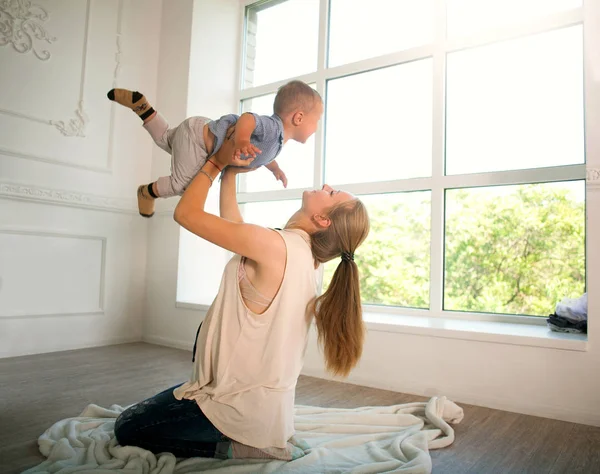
xmin=296 ymin=101 xmax=323 ymax=143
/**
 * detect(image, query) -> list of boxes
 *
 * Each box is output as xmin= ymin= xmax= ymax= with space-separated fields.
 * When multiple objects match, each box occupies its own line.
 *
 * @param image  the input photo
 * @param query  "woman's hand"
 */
xmin=212 ymin=126 xmax=255 ymax=170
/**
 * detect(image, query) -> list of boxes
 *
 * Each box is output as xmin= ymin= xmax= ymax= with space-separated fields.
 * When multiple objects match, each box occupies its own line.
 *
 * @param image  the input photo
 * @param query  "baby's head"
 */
xmin=273 ymin=80 xmax=323 ymax=143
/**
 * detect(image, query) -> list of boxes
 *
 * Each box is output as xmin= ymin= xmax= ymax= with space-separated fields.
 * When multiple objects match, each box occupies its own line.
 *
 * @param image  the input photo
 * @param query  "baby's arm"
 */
xmin=234 ymin=113 xmax=262 ymax=158
xmin=265 ymin=160 xmax=288 ymax=188
xmin=265 ymin=161 xmax=279 ymax=172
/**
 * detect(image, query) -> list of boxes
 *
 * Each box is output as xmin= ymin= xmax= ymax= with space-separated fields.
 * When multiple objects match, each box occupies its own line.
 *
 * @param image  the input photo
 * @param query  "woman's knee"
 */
xmin=114 ymin=408 xmax=137 ymax=446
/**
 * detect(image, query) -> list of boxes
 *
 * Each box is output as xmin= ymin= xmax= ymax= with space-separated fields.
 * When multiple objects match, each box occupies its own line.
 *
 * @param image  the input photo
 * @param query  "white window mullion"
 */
xmin=236 ymin=164 xmax=586 ymax=203
xmin=313 ymin=70 xmax=327 ymax=190
xmin=584 ymin=0 xmax=600 ymax=299
xmin=430 ymin=184 xmax=445 ymax=314
xmin=314 ymin=0 xmax=330 ymax=189
xmin=583 ymin=0 xmax=600 ymax=172
xmin=238 ymin=188 xmax=305 ymax=203
xmin=239 ymin=72 xmax=320 ymax=100
xmin=443 ymin=164 xmax=586 ymax=189
xmin=323 ymin=45 xmax=434 ymax=82
xmin=236 ymin=4 xmax=248 ymax=194
xmin=327 ymin=177 xmax=434 ymax=196
xmin=235 ymin=3 xmax=247 ymax=100
xmin=429 ymin=0 xmax=447 ymax=315
xmin=316 ymin=0 xmax=329 ymax=71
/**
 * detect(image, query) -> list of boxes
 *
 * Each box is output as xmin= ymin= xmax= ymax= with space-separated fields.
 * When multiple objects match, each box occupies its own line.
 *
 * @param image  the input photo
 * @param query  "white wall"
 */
xmin=0 ymin=0 xmax=162 ymax=357
xmin=143 ymin=0 xmax=241 ymax=349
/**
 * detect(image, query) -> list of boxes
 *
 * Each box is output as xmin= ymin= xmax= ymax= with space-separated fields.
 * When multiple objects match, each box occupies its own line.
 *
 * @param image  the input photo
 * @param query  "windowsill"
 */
xmin=363 ymin=312 xmax=588 ymax=351
xmin=176 ymin=301 xmax=211 ymax=312
xmin=176 ymin=301 xmax=588 ymax=351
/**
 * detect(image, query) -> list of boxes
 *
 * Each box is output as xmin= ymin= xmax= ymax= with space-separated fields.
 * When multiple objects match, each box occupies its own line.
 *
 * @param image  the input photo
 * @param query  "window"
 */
xmin=177 ymin=186 xmax=231 ymax=307
xmin=182 ymin=0 xmax=590 ymax=320
xmin=444 ymin=182 xmax=585 ymax=316
xmin=177 ymin=227 xmax=229 ymax=306
xmin=328 ymin=0 xmax=434 ymax=67
xmin=323 ymin=192 xmax=432 ymax=308
xmin=243 ymin=0 xmax=320 ymax=88
xmin=445 ymin=26 xmax=584 ymax=175
xmin=325 ymin=61 xmax=433 ymax=184
xmin=241 ymin=199 xmax=301 ymax=228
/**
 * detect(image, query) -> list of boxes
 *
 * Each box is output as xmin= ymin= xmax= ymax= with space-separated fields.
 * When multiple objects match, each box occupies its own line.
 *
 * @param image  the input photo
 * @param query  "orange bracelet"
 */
xmin=207 ymin=159 xmax=222 ymax=172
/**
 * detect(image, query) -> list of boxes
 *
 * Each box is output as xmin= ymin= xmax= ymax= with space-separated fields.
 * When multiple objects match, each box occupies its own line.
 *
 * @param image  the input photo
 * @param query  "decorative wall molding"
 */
xmin=0 ymin=229 xmax=107 ymax=318
xmin=587 ymin=168 xmax=600 ymax=181
xmin=0 ymin=0 xmax=90 ymax=133
xmin=113 ymin=33 xmax=122 ymax=86
xmin=0 ymin=181 xmax=137 ymax=214
xmin=0 ymin=146 xmax=112 ymax=173
xmin=0 ymin=0 xmax=125 ymax=171
xmin=44 ymin=0 xmax=93 ymax=139
xmin=50 ymin=100 xmax=89 ymax=137
xmin=587 ymin=168 xmax=600 ymax=189
xmin=0 ymin=0 xmax=56 ymax=61
xmin=112 ymin=0 xmax=124 ymax=87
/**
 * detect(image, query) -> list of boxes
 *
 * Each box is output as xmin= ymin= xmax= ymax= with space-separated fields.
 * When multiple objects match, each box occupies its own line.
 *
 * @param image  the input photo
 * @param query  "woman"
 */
xmin=114 ymin=136 xmax=370 ymax=459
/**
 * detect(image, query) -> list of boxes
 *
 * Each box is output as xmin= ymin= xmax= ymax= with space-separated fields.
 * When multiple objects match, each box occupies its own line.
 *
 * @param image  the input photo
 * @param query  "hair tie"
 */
xmin=341 ymin=252 xmax=354 ymax=262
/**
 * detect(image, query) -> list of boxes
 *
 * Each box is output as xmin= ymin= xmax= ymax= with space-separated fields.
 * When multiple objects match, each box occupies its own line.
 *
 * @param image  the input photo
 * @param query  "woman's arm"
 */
xmin=219 ymin=167 xmax=244 ymax=223
xmin=174 ymin=142 xmax=285 ymax=264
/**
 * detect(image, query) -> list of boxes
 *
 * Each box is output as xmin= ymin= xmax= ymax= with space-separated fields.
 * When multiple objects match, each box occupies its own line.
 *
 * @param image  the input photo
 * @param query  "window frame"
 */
xmin=236 ymin=0 xmax=590 ymax=325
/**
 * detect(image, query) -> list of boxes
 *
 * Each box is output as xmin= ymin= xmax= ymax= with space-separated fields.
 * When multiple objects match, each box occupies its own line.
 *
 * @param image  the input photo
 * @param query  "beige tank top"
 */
xmin=173 ymin=229 xmax=319 ymax=449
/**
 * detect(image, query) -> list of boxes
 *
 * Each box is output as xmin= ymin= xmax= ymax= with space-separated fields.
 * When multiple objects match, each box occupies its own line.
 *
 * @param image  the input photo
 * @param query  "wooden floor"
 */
xmin=1 ymin=343 xmax=599 ymax=474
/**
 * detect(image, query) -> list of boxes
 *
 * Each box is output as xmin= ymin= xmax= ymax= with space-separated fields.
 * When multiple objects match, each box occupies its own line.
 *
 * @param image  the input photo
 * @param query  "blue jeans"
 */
xmin=114 ymin=384 xmax=230 ymax=458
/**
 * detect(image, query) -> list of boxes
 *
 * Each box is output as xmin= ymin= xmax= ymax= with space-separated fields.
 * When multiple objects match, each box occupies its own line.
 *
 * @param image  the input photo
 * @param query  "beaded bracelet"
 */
xmin=199 ymin=169 xmax=214 ymax=185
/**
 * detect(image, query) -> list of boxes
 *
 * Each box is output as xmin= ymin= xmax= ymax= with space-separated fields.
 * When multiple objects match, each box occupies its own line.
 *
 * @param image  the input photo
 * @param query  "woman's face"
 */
xmin=301 ymin=184 xmax=355 ymax=217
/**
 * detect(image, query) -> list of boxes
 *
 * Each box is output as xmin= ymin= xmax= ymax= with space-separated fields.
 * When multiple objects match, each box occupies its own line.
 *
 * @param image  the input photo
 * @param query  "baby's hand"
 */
xmin=271 ymin=167 xmax=288 ymax=188
xmin=234 ymin=139 xmax=261 ymax=160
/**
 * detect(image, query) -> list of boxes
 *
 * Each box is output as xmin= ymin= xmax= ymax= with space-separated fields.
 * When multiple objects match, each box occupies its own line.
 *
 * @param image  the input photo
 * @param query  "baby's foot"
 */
xmin=107 ymin=89 xmax=154 ymax=120
xmin=137 ymin=184 xmax=155 ymax=218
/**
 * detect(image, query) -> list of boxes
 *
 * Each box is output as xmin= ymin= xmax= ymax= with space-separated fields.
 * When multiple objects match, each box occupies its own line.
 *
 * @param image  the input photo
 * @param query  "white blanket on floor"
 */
xmin=24 ymin=397 xmax=463 ymax=474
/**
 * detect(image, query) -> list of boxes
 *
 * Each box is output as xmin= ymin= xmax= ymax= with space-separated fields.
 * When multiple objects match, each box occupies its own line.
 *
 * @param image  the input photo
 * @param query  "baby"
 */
xmin=107 ymin=81 xmax=323 ymax=217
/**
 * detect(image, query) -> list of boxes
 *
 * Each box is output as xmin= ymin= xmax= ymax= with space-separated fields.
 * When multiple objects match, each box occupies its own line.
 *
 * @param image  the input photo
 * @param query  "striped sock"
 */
xmin=107 ymin=88 xmax=155 ymax=121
